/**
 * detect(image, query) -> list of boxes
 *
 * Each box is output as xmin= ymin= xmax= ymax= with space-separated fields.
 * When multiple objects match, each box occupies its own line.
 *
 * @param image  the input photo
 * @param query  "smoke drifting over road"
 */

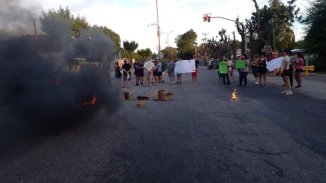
xmin=0 ymin=0 xmax=41 ymax=39
xmin=0 ymin=0 xmax=119 ymax=141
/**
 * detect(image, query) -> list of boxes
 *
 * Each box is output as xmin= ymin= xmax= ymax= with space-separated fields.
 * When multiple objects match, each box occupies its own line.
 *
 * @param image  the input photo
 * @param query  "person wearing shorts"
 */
xmin=258 ymin=54 xmax=268 ymax=87
xmin=294 ymin=53 xmax=304 ymax=88
xmin=251 ymin=55 xmax=260 ymax=84
xmin=156 ymin=60 xmax=163 ymax=83
xmin=134 ymin=59 xmax=144 ymax=86
xmin=281 ymin=50 xmax=292 ymax=95
xmin=122 ymin=59 xmax=131 ymax=88
xmin=144 ymin=58 xmax=155 ymax=87
xmin=192 ymin=58 xmax=200 ymax=84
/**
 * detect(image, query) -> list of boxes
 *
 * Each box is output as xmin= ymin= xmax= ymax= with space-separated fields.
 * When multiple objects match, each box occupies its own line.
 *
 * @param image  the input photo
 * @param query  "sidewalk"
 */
xmin=250 ymin=72 xmax=326 ymax=100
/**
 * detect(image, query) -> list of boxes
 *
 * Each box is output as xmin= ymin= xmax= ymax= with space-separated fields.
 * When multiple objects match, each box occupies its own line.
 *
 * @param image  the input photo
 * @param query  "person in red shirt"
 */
xmin=192 ymin=56 xmax=200 ymax=84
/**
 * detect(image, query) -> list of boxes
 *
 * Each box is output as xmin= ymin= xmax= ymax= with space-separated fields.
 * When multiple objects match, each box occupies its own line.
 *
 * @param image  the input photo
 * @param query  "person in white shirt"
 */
xmin=281 ymin=50 xmax=293 ymax=95
xmin=143 ymin=58 xmax=155 ymax=86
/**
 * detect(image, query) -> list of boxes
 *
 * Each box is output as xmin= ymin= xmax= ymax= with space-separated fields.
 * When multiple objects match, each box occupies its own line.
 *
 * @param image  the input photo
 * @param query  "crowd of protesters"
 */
xmin=114 ymin=55 xmax=200 ymax=87
xmin=114 ymin=50 xmax=305 ymax=96
xmin=209 ymin=49 xmax=305 ymax=95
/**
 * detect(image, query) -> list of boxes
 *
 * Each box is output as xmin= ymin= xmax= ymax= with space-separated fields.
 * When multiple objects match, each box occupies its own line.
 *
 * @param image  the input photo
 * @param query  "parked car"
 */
xmin=208 ymin=60 xmax=219 ymax=70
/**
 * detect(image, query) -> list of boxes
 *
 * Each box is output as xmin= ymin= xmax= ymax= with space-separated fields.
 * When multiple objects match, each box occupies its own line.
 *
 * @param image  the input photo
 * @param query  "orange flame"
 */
xmin=231 ymin=89 xmax=238 ymax=101
xmin=81 ymin=96 xmax=97 ymax=106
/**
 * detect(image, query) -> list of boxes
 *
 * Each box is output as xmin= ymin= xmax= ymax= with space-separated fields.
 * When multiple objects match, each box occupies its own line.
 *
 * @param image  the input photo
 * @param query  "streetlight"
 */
xmin=162 ymin=31 xmax=173 ymax=47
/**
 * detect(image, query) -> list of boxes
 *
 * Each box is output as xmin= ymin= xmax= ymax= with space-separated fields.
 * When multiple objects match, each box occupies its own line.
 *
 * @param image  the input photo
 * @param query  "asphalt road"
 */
xmin=1 ymin=67 xmax=326 ymax=183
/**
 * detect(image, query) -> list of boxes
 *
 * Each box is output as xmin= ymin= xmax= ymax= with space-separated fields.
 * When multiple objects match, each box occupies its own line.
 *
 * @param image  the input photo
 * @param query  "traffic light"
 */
xmin=203 ymin=13 xmax=211 ymax=23
xmin=203 ymin=14 xmax=207 ymax=22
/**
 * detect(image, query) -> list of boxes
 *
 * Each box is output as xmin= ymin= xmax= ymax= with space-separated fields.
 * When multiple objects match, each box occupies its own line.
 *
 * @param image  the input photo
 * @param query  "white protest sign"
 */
xmin=174 ymin=59 xmax=196 ymax=73
xmin=266 ymin=57 xmax=283 ymax=71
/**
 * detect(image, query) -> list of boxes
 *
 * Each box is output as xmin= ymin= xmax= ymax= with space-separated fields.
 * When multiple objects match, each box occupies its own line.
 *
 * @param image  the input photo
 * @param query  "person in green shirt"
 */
xmin=219 ymin=56 xmax=230 ymax=87
xmin=239 ymin=54 xmax=250 ymax=87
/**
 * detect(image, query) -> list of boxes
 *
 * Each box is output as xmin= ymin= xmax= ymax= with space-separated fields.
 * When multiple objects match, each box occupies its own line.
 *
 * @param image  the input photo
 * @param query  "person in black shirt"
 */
xmin=134 ymin=59 xmax=144 ymax=86
xmin=122 ymin=59 xmax=131 ymax=88
xmin=114 ymin=62 xmax=122 ymax=87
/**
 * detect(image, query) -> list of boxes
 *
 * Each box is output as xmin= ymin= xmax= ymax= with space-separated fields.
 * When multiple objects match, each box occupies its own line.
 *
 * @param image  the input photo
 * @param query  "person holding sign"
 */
xmin=238 ymin=54 xmax=250 ymax=87
xmin=219 ymin=56 xmax=230 ymax=87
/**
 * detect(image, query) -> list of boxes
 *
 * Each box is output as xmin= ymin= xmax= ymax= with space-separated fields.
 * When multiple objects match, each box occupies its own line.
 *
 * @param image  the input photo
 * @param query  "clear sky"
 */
xmin=34 ymin=0 xmax=311 ymax=52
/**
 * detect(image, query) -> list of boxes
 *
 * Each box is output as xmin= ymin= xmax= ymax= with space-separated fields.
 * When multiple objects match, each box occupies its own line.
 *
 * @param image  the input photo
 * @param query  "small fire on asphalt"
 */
xmin=231 ymin=89 xmax=239 ymax=101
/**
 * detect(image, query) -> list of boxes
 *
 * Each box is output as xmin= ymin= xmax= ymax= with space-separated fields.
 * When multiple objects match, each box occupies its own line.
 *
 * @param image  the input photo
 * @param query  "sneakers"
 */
xmin=295 ymin=85 xmax=301 ymax=88
xmin=281 ymin=91 xmax=287 ymax=94
xmin=285 ymin=91 xmax=293 ymax=95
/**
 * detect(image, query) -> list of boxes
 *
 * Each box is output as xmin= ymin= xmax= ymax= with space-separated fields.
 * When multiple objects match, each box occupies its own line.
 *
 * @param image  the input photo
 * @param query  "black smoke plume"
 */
xmin=0 ymin=1 xmax=119 ymax=145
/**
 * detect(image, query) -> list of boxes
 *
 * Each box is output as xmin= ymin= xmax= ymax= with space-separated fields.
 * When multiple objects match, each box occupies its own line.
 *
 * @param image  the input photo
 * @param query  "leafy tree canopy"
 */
xmin=137 ymin=48 xmax=152 ymax=61
xmin=302 ymin=0 xmax=326 ymax=70
xmin=123 ymin=40 xmax=138 ymax=60
xmin=175 ymin=29 xmax=197 ymax=59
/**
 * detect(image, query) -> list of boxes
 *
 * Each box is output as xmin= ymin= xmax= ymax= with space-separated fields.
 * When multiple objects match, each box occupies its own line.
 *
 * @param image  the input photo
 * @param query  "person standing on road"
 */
xmin=122 ymin=59 xmax=132 ymax=88
xmin=192 ymin=56 xmax=200 ymax=84
xmin=251 ymin=55 xmax=260 ymax=84
xmin=134 ymin=59 xmax=144 ymax=86
xmin=227 ymin=57 xmax=234 ymax=81
xmin=220 ymin=56 xmax=230 ymax=87
xmin=167 ymin=58 xmax=175 ymax=83
xmin=156 ymin=60 xmax=163 ymax=84
xmin=114 ymin=61 xmax=122 ymax=87
xmin=144 ymin=58 xmax=155 ymax=87
xmin=239 ymin=54 xmax=250 ymax=87
xmin=258 ymin=54 xmax=268 ymax=87
xmin=289 ymin=52 xmax=295 ymax=87
xmin=294 ymin=53 xmax=304 ymax=88
xmin=176 ymin=58 xmax=183 ymax=84
xmin=280 ymin=50 xmax=293 ymax=95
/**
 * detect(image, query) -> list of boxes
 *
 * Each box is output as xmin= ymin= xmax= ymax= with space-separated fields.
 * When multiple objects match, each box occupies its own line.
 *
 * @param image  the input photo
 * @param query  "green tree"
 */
xmin=71 ymin=15 xmax=89 ymax=38
xmin=175 ymin=29 xmax=197 ymax=59
xmin=161 ymin=47 xmax=177 ymax=61
xmin=302 ymin=0 xmax=326 ymax=70
xmin=251 ymin=0 xmax=299 ymax=51
xmin=137 ymin=48 xmax=152 ymax=61
xmin=123 ymin=40 xmax=138 ymax=60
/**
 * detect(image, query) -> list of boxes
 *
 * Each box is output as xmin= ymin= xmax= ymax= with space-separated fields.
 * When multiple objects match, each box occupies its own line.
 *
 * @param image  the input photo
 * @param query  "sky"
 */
xmin=31 ymin=0 xmax=312 ymax=52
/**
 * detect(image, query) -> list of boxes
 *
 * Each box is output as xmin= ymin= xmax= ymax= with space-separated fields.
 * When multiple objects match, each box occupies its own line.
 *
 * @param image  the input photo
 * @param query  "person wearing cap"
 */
xmin=280 ymin=50 xmax=293 ymax=95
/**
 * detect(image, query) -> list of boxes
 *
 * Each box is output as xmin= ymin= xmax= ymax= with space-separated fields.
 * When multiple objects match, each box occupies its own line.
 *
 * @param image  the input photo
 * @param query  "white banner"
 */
xmin=174 ymin=59 xmax=196 ymax=73
xmin=266 ymin=57 xmax=283 ymax=71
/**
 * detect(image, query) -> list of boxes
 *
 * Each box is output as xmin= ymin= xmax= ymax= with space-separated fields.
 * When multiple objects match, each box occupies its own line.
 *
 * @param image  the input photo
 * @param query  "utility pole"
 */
xmin=202 ymin=32 xmax=209 ymax=43
xmin=155 ymin=0 xmax=161 ymax=61
xmin=162 ymin=31 xmax=173 ymax=47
